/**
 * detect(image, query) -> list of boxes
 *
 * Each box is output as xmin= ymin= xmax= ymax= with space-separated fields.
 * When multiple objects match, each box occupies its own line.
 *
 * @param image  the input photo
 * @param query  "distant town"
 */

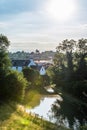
xmin=9 ymin=50 xmax=55 ymax=75
xmin=9 ymin=50 xmax=56 ymax=61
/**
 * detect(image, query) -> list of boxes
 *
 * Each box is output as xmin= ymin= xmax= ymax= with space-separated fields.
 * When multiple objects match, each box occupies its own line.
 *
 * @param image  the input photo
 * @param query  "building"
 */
xmin=11 ymin=59 xmax=46 ymax=75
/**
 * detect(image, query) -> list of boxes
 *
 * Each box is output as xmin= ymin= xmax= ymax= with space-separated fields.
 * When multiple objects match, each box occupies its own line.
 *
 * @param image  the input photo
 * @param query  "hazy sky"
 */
xmin=0 ymin=0 xmax=87 ymax=52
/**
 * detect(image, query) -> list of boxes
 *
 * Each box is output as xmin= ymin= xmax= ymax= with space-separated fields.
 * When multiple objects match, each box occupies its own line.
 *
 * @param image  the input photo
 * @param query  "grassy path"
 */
xmin=0 ymin=102 xmax=70 ymax=130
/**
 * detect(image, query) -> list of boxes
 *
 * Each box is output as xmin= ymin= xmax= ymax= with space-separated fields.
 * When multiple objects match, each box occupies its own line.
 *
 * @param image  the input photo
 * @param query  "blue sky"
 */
xmin=0 ymin=0 xmax=87 ymax=52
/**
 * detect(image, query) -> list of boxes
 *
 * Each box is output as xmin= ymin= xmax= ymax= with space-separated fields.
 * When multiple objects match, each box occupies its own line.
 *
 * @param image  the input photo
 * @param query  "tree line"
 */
xmin=9 ymin=50 xmax=55 ymax=60
xmin=48 ymin=39 xmax=87 ymax=102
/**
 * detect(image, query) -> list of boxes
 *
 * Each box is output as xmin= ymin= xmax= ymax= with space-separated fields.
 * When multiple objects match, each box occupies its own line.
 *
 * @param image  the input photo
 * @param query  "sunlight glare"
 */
xmin=45 ymin=0 xmax=76 ymax=21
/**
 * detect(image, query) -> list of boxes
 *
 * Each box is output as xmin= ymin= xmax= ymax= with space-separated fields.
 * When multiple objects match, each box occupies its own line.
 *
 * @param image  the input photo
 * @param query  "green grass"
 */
xmin=0 ymin=102 xmax=70 ymax=130
xmin=0 ymin=86 xmax=71 ymax=130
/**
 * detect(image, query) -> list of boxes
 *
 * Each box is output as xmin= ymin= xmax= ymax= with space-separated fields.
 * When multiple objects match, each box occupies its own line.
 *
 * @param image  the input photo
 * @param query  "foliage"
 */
xmin=0 ymin=51 xmax=11 ymax=79
xmin=9 ymin=50 xmax=55 ymax=60
xmin=22 ymin=67 xmax=43 ymax=87
xmin=51 ymin=90 xmax=87 ymax=129
xmin=0 ymin=70 xmax=27 ymax=102
xmin=23 ymin=87 xmax=43 ymax=108
xmin=0 ymin=34 xmax=27 ymax=102
xmin=0 ymin=34 xmax=11 ymax=78
xmin=41 ymin=74 xmax=50 ymax=86
xmin=52 ymin=39 xmax=87 ymax=101
xmin=0 ymin=34 xmax=10 ymax=51
xmin=80 ymin=126 xmax=87 ymax=130
xmin=7 ymin=71 xmax=27 ymax=101
xmin=23 ymin=67 xmax=50 ymax=88
xmin=46 ymin=66 xmax=55 ymax=84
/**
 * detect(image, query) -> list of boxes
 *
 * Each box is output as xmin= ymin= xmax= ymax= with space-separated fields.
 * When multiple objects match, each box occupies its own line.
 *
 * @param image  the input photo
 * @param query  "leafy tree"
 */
xmin=22 ymin=67 xmax=42 ymax=87
xmin=0 ymin=34 xmax=11 ymax=80
xmin=75 ymin=39 xmax=87 ymax=80
xmin=46 ymin=66 xmax=55 ymax=84
xmin=56 ymin=39 xmax=76 ymax=71
xmin=0 ymin=71 xmax=27 ymax=102
xmin=52 ymin=39 xmax=87 ymax=101
xmin=35 ymin=49 xmax=40 ymax=54
xmin=0 ymin=34 xmax=27 ymax=102
xmin=0 ymin=34 xmax=10 ymax=51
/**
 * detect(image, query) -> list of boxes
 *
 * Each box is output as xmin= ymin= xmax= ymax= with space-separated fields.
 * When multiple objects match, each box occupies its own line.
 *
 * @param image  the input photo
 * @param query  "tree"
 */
xmin=54 ymin=39 xmax=76 ymax=82
xmin=0 ymin=71 xmax=27 ymax=102
xmin=0 ymin=34 xmax=10 ymax=51
xmin=35 ymin=49 xmax=40 ymax=54
xmin=0 ymin=34 xmax=27 ymax=102
xmin=76 ymin=39 xmax=87 ymax=80
xmin=0 ymin=34 xmax=11 ymax=79
xmin=52 ymin=39 xmax=87 ymax=101
xmin=22 ymin=67 xmax=42 ymax=87
xmin=5 ymin=71 xmax=27 ymax=101
xmin=56 ymin=39 xmax=76 ymax=71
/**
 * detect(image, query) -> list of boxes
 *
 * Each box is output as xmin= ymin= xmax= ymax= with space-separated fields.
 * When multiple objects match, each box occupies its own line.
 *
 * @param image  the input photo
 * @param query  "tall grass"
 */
xmin=0 ymin=102 xmax=70 ymax=130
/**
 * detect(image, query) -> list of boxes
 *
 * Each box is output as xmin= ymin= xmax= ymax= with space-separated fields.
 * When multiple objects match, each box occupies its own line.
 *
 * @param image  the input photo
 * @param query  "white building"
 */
xmin=39 ymin=66 xmax=46 ymax=75
xmin=28 ymin=59 xmax=36 ymax=67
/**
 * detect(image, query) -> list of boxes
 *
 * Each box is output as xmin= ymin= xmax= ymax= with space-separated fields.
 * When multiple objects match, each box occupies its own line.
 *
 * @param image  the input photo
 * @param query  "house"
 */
xmin=37 ymin=65 xmax=46 ymax=75
xmin=11 ymin=59 xmax=36 ymax=72
xmin=11 ymin=58 xmax=47 ymax=75
xmin=18 ymin=66 xmax=22 ymax=72
xmin=12 ymin=66 xmax=16 ymax=71
xmin=39 ymin=66 xmax=46 ymax=75
xmin=11 ymin=59 xmax=46 ymax=75
xmin=28 ymin=59 xmax=36 ymax=67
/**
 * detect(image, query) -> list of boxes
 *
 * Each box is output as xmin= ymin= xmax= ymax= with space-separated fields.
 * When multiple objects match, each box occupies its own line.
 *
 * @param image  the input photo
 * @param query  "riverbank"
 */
xmin=23 ymin=85 xmax=58 ymax=108
xmin=1 ymin=85 xmax=87 ymax=130
xmin=23 ymin=86 xmax=49 ymax=108
xmin=0 ymin=102 xmax=70 ymax=130
xmin=53 ymin=88 xmax=87 ymax=129
xmin=55 ymin=88 xmax=87 ymax=108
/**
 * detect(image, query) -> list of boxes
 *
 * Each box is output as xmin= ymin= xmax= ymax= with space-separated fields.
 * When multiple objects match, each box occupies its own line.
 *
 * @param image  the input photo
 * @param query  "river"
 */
xmin=26 ymin=90 xmax=87 ymax=130
xmin=26 ymin=95 xmax=62 ymax=121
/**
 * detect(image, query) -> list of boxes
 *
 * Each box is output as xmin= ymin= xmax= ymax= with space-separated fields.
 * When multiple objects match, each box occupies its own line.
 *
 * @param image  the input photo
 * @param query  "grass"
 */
xmin=0 ymin=86 xmax=71 ymax=130
xmin=0 ymin=102 xmax=70 ymax=130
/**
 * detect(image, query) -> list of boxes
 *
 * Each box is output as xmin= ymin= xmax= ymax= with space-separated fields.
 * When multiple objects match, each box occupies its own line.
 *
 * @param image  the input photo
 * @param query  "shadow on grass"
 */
xmin=0 ymin=101 xmax=17 ymax=121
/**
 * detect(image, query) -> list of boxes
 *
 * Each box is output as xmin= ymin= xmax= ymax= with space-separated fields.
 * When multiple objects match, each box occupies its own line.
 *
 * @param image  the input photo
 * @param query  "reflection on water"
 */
xmin=26 ymin=96 xmax=59 ymax=121
xmin=26 ymin=94 xmax=87 ymax=129
xmin=51 ymin=94 xmax=87 ymax=129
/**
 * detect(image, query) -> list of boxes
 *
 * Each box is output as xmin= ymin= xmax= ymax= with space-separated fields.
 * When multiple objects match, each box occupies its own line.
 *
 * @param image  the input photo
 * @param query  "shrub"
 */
xmin=0 ymin=70 xmax=27 ymax=102
xmin=22 ymin=67 xmax=42 ymax=87
xmin=80 ymin=126 xmax=87 ymax=130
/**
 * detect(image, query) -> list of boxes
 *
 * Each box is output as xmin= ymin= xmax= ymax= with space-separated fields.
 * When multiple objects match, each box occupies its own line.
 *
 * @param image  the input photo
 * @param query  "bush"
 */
xmin=62 ymin=80 xmax=87 ymax=101
xmin=22 ymin=67 xmax=42 ymax=87
xmin=80 ymin=126 xmax=87 ymax=130
xmin=0 ymin=70 xmax=28 ymax=102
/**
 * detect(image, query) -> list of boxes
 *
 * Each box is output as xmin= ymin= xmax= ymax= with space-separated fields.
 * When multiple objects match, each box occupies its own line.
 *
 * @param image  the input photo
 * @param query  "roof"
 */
xmin=37 ymin=65 xmax=46 ymax=71
xmin=11 ymin=60 xmax=31 ymax=67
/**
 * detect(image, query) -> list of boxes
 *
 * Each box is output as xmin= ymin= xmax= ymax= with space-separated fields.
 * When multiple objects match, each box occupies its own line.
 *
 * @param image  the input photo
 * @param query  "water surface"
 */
xmin=26 ymin=94 xmax=87 ymax=129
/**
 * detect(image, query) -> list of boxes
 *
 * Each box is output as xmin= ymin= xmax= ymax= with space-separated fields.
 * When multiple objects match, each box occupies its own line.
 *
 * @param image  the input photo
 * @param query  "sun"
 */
xmin=45 ymin=0 xmax=76 ymax=21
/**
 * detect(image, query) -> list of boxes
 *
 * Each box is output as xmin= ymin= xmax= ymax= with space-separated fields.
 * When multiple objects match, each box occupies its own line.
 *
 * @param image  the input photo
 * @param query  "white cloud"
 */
xmin=0 ymin=21 xmax=12 ymax=29
xmin=0 ymin=3 xmax=87 ymax=52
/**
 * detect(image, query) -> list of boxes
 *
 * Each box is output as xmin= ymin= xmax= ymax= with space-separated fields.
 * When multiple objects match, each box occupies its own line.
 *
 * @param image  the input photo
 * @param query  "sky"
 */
xmin=0 ymin=0 xmax=87 ymax=52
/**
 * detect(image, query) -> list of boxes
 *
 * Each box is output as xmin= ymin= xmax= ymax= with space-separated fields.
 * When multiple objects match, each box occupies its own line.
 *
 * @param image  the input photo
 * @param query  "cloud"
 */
xmin=0 ymin=0 xmax=87 ymax=52
xmin=0 ymin=22 xmax=9 ymax=28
